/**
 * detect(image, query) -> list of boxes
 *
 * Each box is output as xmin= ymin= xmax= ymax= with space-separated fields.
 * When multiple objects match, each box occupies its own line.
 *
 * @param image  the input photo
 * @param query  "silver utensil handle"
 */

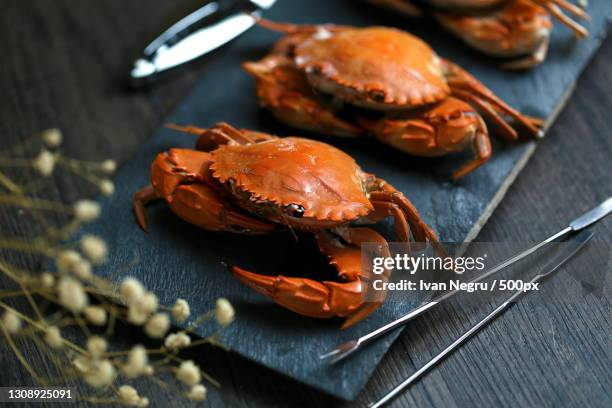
xmin=570 ymin=197 xmax=612 ymax=230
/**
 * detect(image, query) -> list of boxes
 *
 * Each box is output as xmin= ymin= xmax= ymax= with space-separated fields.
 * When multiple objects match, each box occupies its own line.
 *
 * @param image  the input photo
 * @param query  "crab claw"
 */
xmin=133 ymin=148 xmax=276 ymax=234
xmin=232 ymin=227 xmax=391 ymax=329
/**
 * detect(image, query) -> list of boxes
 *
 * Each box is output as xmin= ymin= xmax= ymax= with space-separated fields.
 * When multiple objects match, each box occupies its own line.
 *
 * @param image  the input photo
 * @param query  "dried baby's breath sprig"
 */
xmin=127 ymin=306 xmax=149 ymax=326
xmin=86 ymin=336 xmax=108 ymax=358
xmin=144 ymin=313 xmax=170 ymax=339
xmin=101 ymin=159 xmax=117 ymax=174
xmin=187 ymin=384 xmax=207 ymax=401
xmin=41 ymin=128 xmax=63 ymax=148
xmin=83 ymin=359 xmax=116 ymax=388
xmin=1 ymin=309 xmax=22 ymax=334
xmin=215 ymin=298 xmax=235 ymax=327
xmin=80 ymin=234 xmax=108 ymax=264
xmin=33 ymin=150 xmax=56 ymax=176
xmin=121 ymin=277 xmax=145 ymax=304
xmin=84 ymin=305 xmax=107 ymax=326
xmin=176 ymin=360 xmax=201 ymax=386
xmin=0 ymin=129 xmax=235 ymax=404
xmin=134 ymin=292 xmax=158 ymax=315
xmin=117 ymin=385 xmax=149 ymax=407
xmin=44 ymin=326 xmax=63 ymax=349
xmin=57 ymin=276 xmax=89 ymax=312
xmin=172 ymin=298 xmax=190 ymax=323
xmin=165 ymin=332 xmax=191 ymax=351
xmin=73 ymin=200 xmax=101 ymax=222
xmin=55 ymin=249 xmax=92 ymax=278
xmin=99 ymin=180 xmax=115 ymax=197
xmin=122 ymin=345 xmax=148 ymax=378
xmin=40 ymin=272 xmax=55 ymax=288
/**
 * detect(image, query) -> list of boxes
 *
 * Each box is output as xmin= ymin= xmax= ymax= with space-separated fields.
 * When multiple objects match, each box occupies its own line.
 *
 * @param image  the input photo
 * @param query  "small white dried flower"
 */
xmin=215 ymin=298 xmax=235 ymax=327
xmin=101 ymin=159 xmax=117 ymax=174
xmin=44 ymin=326 xmax=63 ymax=348
xmin=144 ymin=313 xmax=170 ymax=339
xmin=55 ymin=249 xmax=81 ymax=273
xmin=80 ymin=234 xmax=108 ymax=264
xmin=41 ymin=128 xmax=63 ymax=147
xmin=1 ymin=310 xmax=21 ymax=334
xmin=176 ymin=360 xmax=201 ymax=386
xmin=73 ymin=356 xmax=91 ymax=373
xmin=72 ymin=258 xmax=92 ymax=279
xmin=99 ymin=179 xmax=115 ymax=196
xmin=172 ymin=298 xmax=190 ymax=323
xmin=33 ymin=150 xmax=55 ymax=176
xmin=40 ymin=272 xmax=55 ymax=288
xmin=143 ymin=365 xmax=154 ymax=376
xmin=84 ymin=359 xmax=116 ymax=388
xmin=74 ymin=200 xmax=101 ymax=222
xmin=117 ymin=385 xmax=148 ymax=407
xmin=57 ymin=276 xmax=89 ymax=312
xmin=134 ymin=292 xmax=158 ymax=315
xmin=87 ymin=336 xmax=108 ymax=358
xmin=127 ymin=306 xmax=149 ymax=326
xmin=120 ymin=277 xmax=144 ymax=304
xmin=122 ymin=345 xmax=148 ymax=378
xmin=187 ymin=384 xmax=207 ymax=401
xmin=84 ymin=306 xmax=107 ymax=326
xmin=164 ymin=332 xmax=191 ymax=350
xmin=55 ymin=250 xmax=92 ymax=278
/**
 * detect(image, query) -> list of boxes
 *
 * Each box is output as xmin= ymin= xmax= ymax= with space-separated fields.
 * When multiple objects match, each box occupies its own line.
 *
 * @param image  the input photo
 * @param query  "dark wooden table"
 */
xmin=1 ymin=1 xmax=610 ymax=407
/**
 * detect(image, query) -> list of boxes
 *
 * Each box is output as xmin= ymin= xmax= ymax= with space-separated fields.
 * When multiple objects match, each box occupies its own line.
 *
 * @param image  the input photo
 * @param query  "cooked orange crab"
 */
xmin=243 ymin=20 xmax=542 ymax=179
xmin=133 ymin=123 xmax=442 ymax=328
xmin=368 ymin=0 xmax=589 ymax=69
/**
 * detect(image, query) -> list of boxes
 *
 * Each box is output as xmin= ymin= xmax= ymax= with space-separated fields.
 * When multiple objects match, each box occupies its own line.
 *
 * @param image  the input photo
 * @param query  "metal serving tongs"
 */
xmin=320 ymin=197 xmax=612 ymax=364
xmin=368 ymin=229 xmax=594 ymax=408
xmin=129 ymin=0 xmax=277 ymax=86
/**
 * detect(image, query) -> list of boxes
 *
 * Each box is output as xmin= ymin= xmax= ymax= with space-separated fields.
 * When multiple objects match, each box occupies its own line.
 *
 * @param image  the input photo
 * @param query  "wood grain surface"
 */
xmin=0 ymin=1 xmax=610 ymax=407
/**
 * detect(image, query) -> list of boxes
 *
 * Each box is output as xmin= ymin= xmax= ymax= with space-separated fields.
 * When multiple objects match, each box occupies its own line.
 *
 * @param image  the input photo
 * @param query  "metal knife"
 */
xmin=130 ymin=0 xmax=277 ymax=86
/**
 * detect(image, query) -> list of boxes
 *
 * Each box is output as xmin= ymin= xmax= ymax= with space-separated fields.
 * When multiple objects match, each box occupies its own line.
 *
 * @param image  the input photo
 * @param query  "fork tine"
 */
xmin=319 ymin=340 xmax=359 ymax=363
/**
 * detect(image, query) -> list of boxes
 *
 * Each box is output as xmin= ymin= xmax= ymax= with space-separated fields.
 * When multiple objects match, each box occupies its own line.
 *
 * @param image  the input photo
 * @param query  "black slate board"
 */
xmin=85 ymin=0 xmax=612 ymax=400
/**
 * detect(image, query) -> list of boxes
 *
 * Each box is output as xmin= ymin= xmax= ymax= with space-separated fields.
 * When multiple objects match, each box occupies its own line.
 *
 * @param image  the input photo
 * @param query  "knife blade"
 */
xmin=130 ymin=0 xmax=277 ymax=86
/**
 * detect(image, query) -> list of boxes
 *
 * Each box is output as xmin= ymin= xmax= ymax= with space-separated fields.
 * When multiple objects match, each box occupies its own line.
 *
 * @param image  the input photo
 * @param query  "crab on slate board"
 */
xmin=83 ymin=0 xmax=612 ymax=401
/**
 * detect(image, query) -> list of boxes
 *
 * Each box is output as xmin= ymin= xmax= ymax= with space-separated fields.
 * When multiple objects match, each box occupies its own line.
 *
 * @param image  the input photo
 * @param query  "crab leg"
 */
xmin=452 ymin=89 xmax=518 ymax=140
xmin=166 ymin=122 xmax=275 ymax=151
xmin=133 ymin=148 xmax=275 ymax=234
xmin=449 ymin=117 xmax=492 ymax=180
xmin=443 ymin=60 xmax=543 ymax=138
xmin=232 ymin=227 xmax=391 ymax=328
xmin=537 ymin=1 xmax=588 ymax=38
xmin=368 ymin=191 xmax=436 ymax=244
xmin=499 ymin=39 xmax=550 ymax=70
xmin=242 ymin=56 xmax=363 ymax=137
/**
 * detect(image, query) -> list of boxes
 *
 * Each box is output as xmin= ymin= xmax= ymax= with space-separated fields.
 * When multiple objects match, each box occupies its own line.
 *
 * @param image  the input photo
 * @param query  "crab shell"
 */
xmin=209 ymin=137 xmax=374 ymax=225
xmin=293 ymin=26 xmax=450 ymax=111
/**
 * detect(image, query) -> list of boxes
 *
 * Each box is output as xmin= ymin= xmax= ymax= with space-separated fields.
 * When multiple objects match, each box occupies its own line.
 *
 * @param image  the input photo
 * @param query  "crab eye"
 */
xmin=286 ymin=204 xmax=305 ymax=218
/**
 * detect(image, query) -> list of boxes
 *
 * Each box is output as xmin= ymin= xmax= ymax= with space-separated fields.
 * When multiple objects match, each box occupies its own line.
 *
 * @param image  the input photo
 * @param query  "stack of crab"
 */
xmin=243 ymin=20 xmax=542 ymax=179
